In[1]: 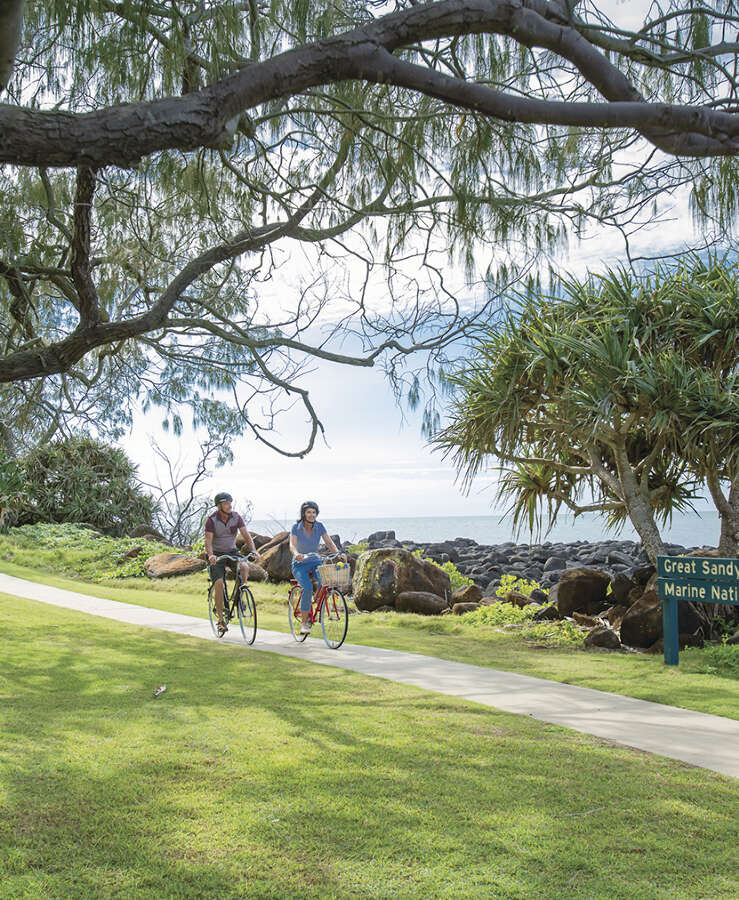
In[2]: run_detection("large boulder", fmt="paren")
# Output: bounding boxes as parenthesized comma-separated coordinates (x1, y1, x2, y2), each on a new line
(260, 539, 293, 582)
(236, 531, 272, 549)
(620, 588, 704, 649)
(257, 531, 290, 554)
(620, 588, 662, 648)
(555, 568, 611, 617)
(396, 591, 447, 615)
(452, 601, 481, 615)
(145, 553, 206, 578)
(584, 626, 621, 650)
(451, 583, 483, 605)
(245, 562, 267, 582)
(353, 548, 452, 611)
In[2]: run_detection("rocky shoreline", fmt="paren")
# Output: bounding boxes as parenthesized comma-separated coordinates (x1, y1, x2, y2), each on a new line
(359, 530, 701, 596)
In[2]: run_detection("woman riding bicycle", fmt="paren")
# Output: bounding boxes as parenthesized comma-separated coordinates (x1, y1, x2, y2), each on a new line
(290, 500, 341, 634)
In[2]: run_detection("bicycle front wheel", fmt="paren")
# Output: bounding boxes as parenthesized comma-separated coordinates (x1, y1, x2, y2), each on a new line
(288, 585, 308, 642)
(321, 589, 348, 649)
(237, 584, 257, 645)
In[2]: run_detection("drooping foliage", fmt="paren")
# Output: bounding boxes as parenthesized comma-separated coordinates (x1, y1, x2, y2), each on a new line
(1, 2, 739, 454)
(438, 255, 739, 560)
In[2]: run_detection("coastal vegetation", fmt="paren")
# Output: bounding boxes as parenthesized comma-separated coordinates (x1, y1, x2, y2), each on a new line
(1, 527, 737, 706)
(439, 256, 739, 562)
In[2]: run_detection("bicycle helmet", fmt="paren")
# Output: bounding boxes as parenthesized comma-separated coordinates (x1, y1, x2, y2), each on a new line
(299, 500, 319, 520)
(213, 491, 233, 505)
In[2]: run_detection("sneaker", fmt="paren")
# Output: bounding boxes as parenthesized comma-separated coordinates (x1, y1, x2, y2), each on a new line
(299, 623, 312, 634)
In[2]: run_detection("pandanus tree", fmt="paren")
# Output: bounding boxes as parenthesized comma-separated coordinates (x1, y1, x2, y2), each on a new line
(437, 256, 739, 561)
(1, 1, 739, 455)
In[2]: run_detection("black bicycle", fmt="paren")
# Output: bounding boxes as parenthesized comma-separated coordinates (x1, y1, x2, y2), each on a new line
(207, 553, 258, 645)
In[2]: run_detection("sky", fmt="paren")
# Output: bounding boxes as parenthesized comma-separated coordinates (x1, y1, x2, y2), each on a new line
(124, 0, 716, 522)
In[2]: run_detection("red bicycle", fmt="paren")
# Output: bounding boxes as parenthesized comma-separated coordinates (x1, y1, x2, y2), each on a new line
(287, 555, 350, 649)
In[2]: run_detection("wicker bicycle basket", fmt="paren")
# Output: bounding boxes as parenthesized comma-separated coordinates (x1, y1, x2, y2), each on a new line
(317, 561, 352, 590)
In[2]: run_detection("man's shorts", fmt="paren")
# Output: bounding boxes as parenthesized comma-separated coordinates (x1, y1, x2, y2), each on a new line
(209, 554, 243, 583)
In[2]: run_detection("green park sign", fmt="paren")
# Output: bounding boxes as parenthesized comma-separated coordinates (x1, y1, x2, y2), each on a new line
(657, 556, 739, 666)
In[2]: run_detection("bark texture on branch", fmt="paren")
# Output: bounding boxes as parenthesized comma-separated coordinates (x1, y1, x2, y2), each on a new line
(0, 0, 23, 93)
(0, 0, 738, 167)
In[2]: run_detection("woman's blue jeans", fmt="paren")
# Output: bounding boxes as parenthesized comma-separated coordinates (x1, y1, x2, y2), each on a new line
(291, 554, 322, 611)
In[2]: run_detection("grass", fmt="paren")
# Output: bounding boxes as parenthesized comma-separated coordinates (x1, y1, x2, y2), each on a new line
(1, 558, 738, 721)
(1, 593, 738, 899)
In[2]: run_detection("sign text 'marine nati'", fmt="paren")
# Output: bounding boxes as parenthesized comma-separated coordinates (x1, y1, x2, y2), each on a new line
(657, 555, 739, 605)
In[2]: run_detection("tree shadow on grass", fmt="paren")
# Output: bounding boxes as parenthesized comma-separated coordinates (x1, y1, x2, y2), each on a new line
(1, 605, 738, 898)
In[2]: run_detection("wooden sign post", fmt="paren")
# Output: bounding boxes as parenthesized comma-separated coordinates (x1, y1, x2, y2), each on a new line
(657, 556, 739, 665)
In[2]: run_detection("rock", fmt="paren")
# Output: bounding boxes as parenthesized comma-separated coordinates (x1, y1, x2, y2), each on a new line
(610, 573, 635, 607)
(631, 564, 656, 587)
(532, 604, 561, 621)
(529, 588, 549, 604)
(368, 530, 395, 543)
(131, 524, 168, 541)
(260, 540, 293, 582)
(117, 546, 143, 563)
(246, 562, 267, 582)
(451, 583, 483, 604)
(620, 589, 662, 648)
(584, 626, 621, 649)
(504, 590, 533, 608)
(604, 604, 629, 627)
(257, 531, 290, 554)
(727, 630, 739, 645)
(452, 601, 481, 615)
(236, 531, 271, 549)
(555, 568, 611, 617)
(607, 550, 634, 567)
(543, 556, 567, 572)
(396, 591, 447, 615)
(573, 612, 600, 628)
(144, 553, 206, 578)
(353, 548, 452, 611)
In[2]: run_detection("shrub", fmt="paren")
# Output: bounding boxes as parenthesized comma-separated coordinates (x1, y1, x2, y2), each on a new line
(410, 549, 473, 592)
(17, 435, 156, 536)
(0, 522, 190, 580)
(345, 541, 369, 555)
(495, 573, 548, 599)
(682, 639, 739, 678)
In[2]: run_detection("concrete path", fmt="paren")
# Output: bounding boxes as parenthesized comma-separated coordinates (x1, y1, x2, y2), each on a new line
(2, 572, 738, 779)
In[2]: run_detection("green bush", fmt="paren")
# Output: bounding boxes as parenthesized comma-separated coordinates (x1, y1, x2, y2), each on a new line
(345, 541, 369, 555)
(682, 639, 739, 678)
(495, 573, 548, 599)
(410, 549, 473, 592)
(0, 522, 188, 581)
(459, 595, 584, 648)
(17, 435, 156, 536)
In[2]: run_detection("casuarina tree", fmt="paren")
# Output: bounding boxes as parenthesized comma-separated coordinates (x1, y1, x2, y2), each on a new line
(1, 2, 739, 453)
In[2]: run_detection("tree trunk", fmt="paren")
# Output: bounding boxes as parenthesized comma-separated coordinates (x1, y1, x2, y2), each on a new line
(0, 0, 24, 93)
(707, 471, 739, 557)
(611, 441, 667, 564)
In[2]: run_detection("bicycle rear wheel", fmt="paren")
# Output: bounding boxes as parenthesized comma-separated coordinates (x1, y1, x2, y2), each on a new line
(207, 582, 222, 637)
(288, 585, 308, 642)
(321, 589, 348, 649)
(237, 584, 257, 645)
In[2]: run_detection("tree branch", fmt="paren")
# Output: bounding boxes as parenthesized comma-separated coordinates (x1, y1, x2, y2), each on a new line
(2, 1, 739, 167)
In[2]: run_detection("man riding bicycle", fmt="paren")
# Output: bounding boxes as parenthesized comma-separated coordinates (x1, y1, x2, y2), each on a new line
(289, 500, 342, 634)
(205, 492, 261, 637)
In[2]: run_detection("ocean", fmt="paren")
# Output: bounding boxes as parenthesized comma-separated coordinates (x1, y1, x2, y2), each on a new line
(249, 509, 721, 549)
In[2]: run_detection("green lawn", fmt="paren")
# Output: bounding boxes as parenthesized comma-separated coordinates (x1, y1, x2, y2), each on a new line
(1, 593, 737, 899)
(1, 559, 737, 721)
